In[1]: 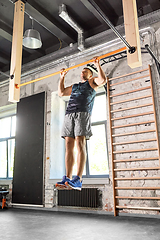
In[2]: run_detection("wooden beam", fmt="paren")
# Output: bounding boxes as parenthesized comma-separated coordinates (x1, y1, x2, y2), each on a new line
(116, 205, 160, 211)
(122, 0, 142, 68)
(9, 0, 25, 102)
(112, 120, 155, 129)
(107, 77, 118, 217)
(112, 129, 155, 137)
(114, 157, 159, 163)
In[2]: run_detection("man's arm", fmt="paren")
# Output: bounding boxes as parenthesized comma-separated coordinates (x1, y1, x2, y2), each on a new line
(58, 69, 72, 97)
(93, 58, 106, 86)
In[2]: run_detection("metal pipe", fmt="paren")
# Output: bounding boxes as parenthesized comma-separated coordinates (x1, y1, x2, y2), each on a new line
(59, 4, 85, 51)
(88, 0, 135, 53)
(59, 4, 83, 33)
(145, 44, 160, 64)
(145, 44, 160, 75)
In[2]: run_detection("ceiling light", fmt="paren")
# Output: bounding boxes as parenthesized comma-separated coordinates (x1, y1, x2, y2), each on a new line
(23, 17, 42, 49)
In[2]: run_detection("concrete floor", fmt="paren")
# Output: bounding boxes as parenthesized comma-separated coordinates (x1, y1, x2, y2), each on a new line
(0, 208, 160, 240)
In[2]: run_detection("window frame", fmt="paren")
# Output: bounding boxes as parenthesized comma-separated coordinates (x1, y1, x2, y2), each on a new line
(65, 91, 109, 179)
(85, 120, 109, 178)
(0, 114, 16, 179)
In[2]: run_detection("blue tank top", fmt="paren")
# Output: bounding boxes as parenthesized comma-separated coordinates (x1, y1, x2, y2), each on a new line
(66, 80, 96, 115)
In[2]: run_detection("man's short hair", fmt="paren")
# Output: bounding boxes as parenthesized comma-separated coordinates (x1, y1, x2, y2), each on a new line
(83, 67, 93, 76)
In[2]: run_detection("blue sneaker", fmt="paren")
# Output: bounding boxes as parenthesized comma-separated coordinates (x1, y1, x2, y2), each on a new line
(65, 176, 82, 191)
(55, 176, 70, 190)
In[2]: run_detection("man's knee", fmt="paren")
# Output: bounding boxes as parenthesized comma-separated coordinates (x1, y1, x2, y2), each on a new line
(75, 136, 86, 151)
(65, 137, 75, 150)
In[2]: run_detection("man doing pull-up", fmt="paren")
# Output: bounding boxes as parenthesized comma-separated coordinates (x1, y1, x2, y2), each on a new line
(56, 57, 106, 190)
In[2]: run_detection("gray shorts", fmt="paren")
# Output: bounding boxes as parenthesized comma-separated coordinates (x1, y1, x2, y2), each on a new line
(61, 112, 92, 140)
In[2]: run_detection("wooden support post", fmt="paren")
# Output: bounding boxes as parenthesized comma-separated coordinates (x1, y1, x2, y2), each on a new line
(9, 0, 25, 102)
(148, 65, 160, 165)
(107, 77, 118, 217)
(122, 0, 142, 68)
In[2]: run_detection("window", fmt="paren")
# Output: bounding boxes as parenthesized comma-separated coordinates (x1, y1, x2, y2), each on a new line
(50, 92, 109, 180)
(72, 93, 109, 178)
(0, 116, 16, 178)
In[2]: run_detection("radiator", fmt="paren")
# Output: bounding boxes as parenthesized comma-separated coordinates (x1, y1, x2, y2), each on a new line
(58, 188, 102, 208)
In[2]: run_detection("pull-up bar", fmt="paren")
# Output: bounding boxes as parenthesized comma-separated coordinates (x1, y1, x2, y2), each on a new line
(15, 46, 127, 89)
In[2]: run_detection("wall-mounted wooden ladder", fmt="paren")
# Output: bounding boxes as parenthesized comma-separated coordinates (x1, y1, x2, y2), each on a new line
(107, 65, 160, 216)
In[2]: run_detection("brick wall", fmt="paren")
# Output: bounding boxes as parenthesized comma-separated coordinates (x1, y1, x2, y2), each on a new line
(0, 26, 160, 215)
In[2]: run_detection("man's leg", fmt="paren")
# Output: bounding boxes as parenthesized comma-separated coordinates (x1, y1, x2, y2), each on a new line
(75, 136, 86, 179)
(55, 136, 75, 190)
(65, 136, 75, 179)
(65, 136, 86, 190)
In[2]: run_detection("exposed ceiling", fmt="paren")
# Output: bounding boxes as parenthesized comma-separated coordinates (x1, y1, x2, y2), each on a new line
(0, 0, 160, 82)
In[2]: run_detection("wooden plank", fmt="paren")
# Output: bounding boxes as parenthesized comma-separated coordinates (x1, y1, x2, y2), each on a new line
(111, 103, 153, 113)
(112, 129, 155, 137)
(112, 120, 155, 129)
(110, 74, 150, 87)
(114, 157, 159, 163)
(114, 167, 160, 171)
(122, 0, 142, 68)
(115, 177, 160, 180)
(113, 139, 157, 145)
(111, 111, 154, 121)
(116, 205, 160, 211)
(110, 86, 151, 98)
(116, 196, 160, 200)
(109, 68, 148, 81)
(107, 77, 118, 217)
(110, 95, 152, 105)
(115, 187, 160, 190)
(113, 148, 158, 154)
(9, 0, 25, 102)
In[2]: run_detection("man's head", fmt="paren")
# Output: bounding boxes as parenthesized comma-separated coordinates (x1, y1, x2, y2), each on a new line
(81, 67, 93, 81)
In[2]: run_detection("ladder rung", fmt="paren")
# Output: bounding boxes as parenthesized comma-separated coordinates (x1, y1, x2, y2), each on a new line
(110, 74, 150, 87)
(110, 95, 152, 105)
(114, 157, 159, 163)
(111, 111, 154, 121)
(116, 206, 160, 211)
(111, 103, 153, 113)
(114, 167, 160, 171)
(116, 196, 160, 200)
(113, 139, 157, 145)
(112, 129, 155, 137)
(109, 67, 149, 81)
(110, 86, 151, 98)
(112, 121, 155, 129)
(115, 187, 160, 190)
(114, 177, 160, 180)
(113, 148, 158, 154)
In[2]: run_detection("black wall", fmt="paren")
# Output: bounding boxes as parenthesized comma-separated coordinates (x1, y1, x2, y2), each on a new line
(12, 92, 45, 205)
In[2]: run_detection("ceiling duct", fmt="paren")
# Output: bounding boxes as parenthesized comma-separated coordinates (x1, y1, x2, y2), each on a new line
(59, 4, 85, 51)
